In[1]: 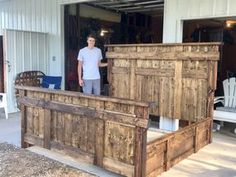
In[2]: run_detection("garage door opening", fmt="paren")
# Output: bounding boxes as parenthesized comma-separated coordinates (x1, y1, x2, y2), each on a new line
(64, 1, 164, 92)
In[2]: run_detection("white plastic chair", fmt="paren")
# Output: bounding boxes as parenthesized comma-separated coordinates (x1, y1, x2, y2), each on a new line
(0, 93, 8, 119)
(214, 77, 236, 133)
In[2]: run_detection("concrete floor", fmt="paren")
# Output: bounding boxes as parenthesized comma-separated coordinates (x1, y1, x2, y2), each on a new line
(0, 110, 21, 146)
(1, 109, 236, 177)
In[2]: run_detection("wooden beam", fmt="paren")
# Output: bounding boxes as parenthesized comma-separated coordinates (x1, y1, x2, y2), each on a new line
(18, 97, 149, 128)
(15, 85, 149, 107)
(24, 134, 44, 147)
(106, 51, 220, 61)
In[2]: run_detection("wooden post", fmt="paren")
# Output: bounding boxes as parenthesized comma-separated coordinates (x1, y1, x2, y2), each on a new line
(94, 119, 105, 167)
(208, 119, 213, 143)
(164, 139, 170, 171)
(194, 126, 199, 153)
(141, 128, 147, 177)
(134, 127, 145, 177)
(19, 90, 28, 148)
(43, 109, 51, 149)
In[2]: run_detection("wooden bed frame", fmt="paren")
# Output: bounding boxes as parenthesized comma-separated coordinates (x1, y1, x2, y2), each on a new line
(16, 43, 220, 177)
(16, 86, 212, 177)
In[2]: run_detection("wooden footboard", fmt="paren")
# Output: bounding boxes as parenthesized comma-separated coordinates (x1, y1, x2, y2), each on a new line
(145, 117, 212, 177)
(16, 86, 150, 177)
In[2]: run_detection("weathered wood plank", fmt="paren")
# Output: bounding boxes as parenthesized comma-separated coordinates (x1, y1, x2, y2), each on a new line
(87, 118, 96, 154)
(111, 67, 129, 74)
(104, 121, 135, 165)
(134, 127, 143, 177)
(43, 109, 51, 149)
(135, 68, 175, 77)
(16, 85, 149, 107)
(64, 114, 72, 146)
(173, 61, 182, 119)
(18, 97, 149, 128)
(103, 157, 135, 177)
(19, 90, 27, 148)
(130, 60, 136, 100)
(24, 134, 44, 147)
(94, 119, 105, 167)
(106, 51, 219, 60)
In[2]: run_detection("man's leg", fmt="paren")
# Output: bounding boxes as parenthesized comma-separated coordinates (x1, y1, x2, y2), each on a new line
(92, 79, 101, 95)
(83, 80, 93, 94)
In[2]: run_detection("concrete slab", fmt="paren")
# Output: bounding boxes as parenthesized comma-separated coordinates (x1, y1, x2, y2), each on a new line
(0, 109, 20, 146)
(1, 110, 236, 177)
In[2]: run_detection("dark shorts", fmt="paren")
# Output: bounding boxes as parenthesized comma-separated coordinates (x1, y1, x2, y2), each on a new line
(83, 79, 100, 95)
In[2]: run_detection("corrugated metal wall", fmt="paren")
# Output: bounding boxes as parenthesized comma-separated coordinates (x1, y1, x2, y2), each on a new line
(163, 0, 236, 43)
(4, 29, 48, 113)
(0, 0, 63, 76)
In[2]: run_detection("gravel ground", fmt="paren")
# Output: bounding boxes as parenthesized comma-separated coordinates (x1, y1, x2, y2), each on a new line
(0, 143, 96, 177)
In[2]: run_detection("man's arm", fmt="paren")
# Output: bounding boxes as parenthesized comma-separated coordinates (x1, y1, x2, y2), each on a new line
(78, 60, 84, 86)
(98, 60, 108, 67)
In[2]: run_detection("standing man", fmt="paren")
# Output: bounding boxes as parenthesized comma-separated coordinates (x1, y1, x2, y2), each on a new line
(77, 34, 107, 95)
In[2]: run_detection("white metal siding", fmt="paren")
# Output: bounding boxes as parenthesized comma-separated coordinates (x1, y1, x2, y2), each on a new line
(0, 0, 63, 76)
(4, 29, 48, 113)
(163, 0, 236, 43)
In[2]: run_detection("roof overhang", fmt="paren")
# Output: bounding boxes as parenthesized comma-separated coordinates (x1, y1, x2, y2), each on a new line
(87, 0, 164, 17)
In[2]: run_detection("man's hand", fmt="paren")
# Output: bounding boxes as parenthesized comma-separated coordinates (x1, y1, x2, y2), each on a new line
(98, 62, 108, 67)
(79, 79, 84, 86)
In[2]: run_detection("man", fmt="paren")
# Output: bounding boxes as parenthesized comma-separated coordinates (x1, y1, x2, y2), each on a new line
(77, 34, 107, 95)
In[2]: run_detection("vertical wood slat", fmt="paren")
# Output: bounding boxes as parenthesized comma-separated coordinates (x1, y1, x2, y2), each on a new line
(43, 109, 51, 149)
(194, 126, 199, 152)
(130, 60, 136, 100)
(165, 139, 170, 171)
(108, 59, 114, 96)
(141, 128, 147, 177)
(20, 89, 27, 148)
(173, 61, 183, 117)
(94, 119, 105, 167)
(209, 118, 213, 143)
(134, 127, 144, 177)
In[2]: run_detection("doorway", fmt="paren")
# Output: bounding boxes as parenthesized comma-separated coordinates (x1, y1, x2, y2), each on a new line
(64, 3, 164, 93)
(183, 18, 236, 96)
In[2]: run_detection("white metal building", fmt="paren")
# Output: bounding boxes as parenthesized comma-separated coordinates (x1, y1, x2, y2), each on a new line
(1, 0, 236, 114)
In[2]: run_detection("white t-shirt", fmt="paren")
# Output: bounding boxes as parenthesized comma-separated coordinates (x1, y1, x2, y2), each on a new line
(78, 47, 102, 80)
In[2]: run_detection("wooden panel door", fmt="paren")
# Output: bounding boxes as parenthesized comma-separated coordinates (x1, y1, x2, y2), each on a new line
(3, 29, 48, 113)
